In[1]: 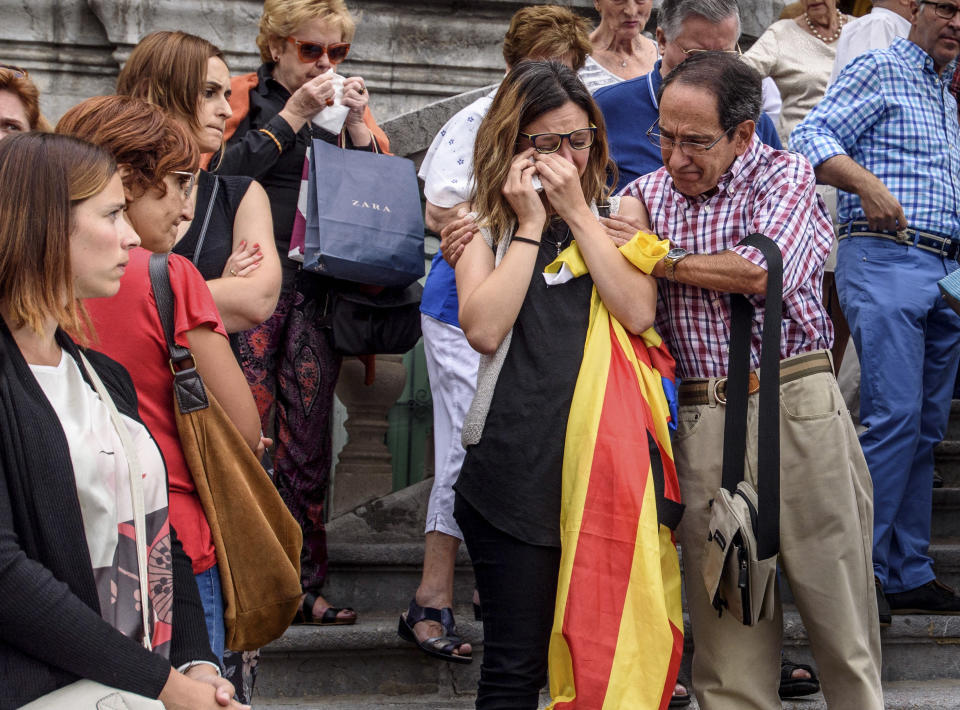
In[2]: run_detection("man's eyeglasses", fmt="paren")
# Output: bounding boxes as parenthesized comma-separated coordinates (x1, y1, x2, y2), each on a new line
(0, 63, 28, 78)
(170, 171, 197, 200)
(518, 126, 597, 154)
(646, 121, 735, 155)
(285, 37, 351, 64)
(677, 43, 742, 57)
(920, 0, 960, 19)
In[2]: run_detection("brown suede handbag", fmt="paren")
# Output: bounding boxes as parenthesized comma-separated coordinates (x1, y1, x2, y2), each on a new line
(148, 253, 302, 651)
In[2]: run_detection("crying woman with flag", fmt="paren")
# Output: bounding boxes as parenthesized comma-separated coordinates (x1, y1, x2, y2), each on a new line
(449, 59, 684, 710)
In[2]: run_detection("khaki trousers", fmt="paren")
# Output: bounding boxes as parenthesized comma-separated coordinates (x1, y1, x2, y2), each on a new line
(674, 354, 883, 710)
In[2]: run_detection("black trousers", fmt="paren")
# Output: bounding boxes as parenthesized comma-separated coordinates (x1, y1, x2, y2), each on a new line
(454, 493, 562, 710)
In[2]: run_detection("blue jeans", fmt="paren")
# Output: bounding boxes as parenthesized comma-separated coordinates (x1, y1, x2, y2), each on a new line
(195, 564, 225, 662)
(836, 236, 960, 594)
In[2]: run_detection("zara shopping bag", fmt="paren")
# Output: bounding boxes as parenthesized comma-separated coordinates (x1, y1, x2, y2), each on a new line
(302, 137, 425, 287)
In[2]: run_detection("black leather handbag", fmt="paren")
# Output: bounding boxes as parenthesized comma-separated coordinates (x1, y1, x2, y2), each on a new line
(323, 280, 423, 355)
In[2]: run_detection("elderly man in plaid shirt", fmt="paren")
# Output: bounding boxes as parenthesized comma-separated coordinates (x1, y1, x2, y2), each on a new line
(621, 53, 883, 709)
(792, 0, 960, 624)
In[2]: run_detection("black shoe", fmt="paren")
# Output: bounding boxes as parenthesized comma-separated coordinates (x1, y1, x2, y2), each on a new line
(875, 577, 891, 627)
(934, 469, 945, 488)
(779, 657, 820, 698)
(887, 579, 960, 615)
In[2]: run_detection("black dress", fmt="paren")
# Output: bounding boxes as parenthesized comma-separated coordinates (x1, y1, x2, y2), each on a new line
(454, 219, 595, 547)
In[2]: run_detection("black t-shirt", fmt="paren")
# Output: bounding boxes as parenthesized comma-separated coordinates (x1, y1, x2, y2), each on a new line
(455, 220, 594, 547)
(173, 171, 252, 280)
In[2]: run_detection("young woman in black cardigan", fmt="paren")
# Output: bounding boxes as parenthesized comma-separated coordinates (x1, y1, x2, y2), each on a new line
(0, 133, 245, 709)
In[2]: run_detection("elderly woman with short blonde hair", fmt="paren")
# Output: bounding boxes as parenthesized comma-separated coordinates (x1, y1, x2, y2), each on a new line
(217, 0, 390, 629)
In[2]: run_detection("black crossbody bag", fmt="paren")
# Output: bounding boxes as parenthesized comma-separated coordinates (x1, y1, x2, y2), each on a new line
(701, 233, 783, 626)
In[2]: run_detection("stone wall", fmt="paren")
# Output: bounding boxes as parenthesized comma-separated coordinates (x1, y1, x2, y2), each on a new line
(2, 0, 783, 125)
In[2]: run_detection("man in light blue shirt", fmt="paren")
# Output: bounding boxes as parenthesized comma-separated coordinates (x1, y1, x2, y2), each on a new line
(792, 0, 960, 622)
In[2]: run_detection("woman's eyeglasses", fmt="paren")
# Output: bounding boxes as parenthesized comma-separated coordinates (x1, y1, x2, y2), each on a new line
(0, 64, 28, 78)
(170, 171, 197, 200)
(285, 37, 351, 64)
(518, 127, 597, 154)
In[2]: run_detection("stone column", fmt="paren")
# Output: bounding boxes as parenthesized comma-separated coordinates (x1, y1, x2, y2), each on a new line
(330, 354, 407, 515)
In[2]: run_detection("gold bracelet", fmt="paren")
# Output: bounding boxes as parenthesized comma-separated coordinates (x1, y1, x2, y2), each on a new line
(258, 128, 282, 153)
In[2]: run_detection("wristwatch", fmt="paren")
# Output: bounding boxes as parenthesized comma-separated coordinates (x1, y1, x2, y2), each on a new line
(663, 247, 690, 281)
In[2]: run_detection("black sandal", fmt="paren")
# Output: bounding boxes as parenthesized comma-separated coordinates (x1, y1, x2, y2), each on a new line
(398, 599, 472, 665)
(670, 680, 691, 707)
(293, 591, 357, 626)
(779, 657, 820, 698)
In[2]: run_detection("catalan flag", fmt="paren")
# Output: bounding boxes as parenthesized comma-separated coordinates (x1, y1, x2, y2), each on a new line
(545, 231, 684, 710)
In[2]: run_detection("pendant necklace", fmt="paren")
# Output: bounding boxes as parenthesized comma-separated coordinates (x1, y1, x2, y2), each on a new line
(545, 224, 572, 257)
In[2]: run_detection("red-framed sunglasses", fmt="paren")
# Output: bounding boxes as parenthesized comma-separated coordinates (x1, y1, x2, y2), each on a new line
(285, 37, 351, 64)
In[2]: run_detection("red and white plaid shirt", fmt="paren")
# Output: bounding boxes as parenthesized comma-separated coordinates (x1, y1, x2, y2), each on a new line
(622, 136, 833, 379)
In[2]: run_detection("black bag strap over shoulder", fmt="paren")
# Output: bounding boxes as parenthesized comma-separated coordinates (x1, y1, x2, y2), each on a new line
(191, 174, 220, 266)
(719, 233, 783, 561)
(147, 253, 209, 414)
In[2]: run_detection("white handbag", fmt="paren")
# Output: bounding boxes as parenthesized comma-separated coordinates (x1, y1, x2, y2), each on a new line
(19, 679, 164, 709)
(21, 354, 164, 710)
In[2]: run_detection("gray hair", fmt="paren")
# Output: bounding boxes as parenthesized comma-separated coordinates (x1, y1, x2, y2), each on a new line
(658, 0, 742, 41)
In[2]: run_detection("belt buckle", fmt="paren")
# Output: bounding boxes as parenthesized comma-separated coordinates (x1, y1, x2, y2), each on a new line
(712, 377, 728, 405)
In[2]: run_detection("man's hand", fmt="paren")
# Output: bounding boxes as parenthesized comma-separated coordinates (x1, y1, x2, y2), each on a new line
(600, 213, 647, 247)
(859, 174, 908, 232)
(440, 208, 479, 268)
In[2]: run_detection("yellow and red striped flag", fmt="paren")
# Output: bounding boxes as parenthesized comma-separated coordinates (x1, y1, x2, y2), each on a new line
(545, 233, 684, 710)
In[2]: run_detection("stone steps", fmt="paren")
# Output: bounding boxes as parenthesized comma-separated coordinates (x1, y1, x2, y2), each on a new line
(253, 607, 960, 702)
(257, 680, 960, 708)
(252, 410, 960, 707)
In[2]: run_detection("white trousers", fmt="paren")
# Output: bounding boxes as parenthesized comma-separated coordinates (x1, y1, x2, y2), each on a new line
(421, 314, 480, 539)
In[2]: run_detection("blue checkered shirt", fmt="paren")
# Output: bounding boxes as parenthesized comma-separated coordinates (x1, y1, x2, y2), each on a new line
(790, 37, 960, 238)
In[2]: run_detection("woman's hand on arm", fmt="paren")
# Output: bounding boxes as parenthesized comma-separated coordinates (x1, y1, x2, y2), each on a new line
(204, 182, 281, 332)
(341, 76, 373, 148)
(159, 667, 249, 710)
(185, 327, 262, 451)
(456, 150, 546, 354)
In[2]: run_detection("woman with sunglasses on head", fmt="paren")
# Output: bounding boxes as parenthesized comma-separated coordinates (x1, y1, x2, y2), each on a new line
(216, 0, 389, 628)
(453, 61, 673, 708)
(117, 32, 281, 349)
(0, 132, 244, 710)
(58, 96, 264, 668)
(0, 63, 52, 138)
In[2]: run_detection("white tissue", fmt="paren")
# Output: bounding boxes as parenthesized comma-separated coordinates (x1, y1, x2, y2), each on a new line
(311, 72, 350, 134)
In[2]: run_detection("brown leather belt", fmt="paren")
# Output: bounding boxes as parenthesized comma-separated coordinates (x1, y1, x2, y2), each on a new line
(678, 351, 833, 406)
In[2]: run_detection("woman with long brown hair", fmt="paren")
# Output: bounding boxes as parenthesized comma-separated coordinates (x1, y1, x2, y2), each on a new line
(453, 60, 661, 707)
(117, 31, 281, 342)
(0, 132, 241, 710)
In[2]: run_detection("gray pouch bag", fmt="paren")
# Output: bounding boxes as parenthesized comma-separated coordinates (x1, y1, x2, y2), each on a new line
(703, 480, 778, 625)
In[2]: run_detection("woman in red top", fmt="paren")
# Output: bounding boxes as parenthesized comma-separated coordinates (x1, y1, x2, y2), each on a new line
(58, 96, 262, 664)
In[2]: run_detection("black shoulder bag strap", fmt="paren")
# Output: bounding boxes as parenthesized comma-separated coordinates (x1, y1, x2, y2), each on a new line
(719, 233, 783, 560)
(191, 174, 220, 266)
(147, 252, 209, 414)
